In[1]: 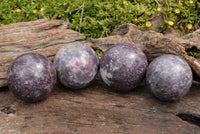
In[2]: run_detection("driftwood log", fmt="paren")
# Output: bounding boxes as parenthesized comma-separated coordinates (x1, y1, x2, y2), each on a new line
(1, 19, 200, 133)
(1, 81, 200, 133)
(1, 20, 200, 87)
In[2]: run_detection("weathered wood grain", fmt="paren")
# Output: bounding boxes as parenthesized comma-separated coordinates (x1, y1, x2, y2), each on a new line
(0, 80, 200, 134)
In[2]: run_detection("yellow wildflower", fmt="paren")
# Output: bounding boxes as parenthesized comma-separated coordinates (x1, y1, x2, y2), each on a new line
(189, 0, 194, 4)
(123, 1, 128, 5)
(0, 11, 2, 15)
(146, 21, 152, 27)
(40, 8, 44, 12)
(0, 24, 4, 26)
(66, 8, 70, 12)
(16, 9, 21, 13)
(134, 18, 138, 22)
(168, 21, 174, 26)
(32, 2, 35, 4)
(175, 9, 180, 14)
(98, 57, 102, 60)
(157, 7, 162, 12)
(32, 10, 37, 14)
(54, 6, 57, 9)
(187, 24, 193, 30)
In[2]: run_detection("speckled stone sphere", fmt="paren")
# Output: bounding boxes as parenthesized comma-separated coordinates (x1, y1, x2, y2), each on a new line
(146, 54, 193, 101)
(7, 53, 57, 103)
(100, 43, 148, 91)
(53, 44, 99, 89)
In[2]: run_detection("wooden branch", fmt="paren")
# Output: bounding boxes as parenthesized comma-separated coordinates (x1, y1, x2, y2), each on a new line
(79, 0, 85, 33)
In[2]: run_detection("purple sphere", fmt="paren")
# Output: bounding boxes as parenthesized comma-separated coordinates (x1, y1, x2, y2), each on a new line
(146, 54, 193, 101)
(100, 43, 148, 91)
(53, 44, 99, 89)
(7, 53, 57, 103)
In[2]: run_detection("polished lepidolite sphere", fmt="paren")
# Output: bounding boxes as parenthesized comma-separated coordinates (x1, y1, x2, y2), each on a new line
(53, 44, 99, 89)
(7, 53, 57, 103)
(100, 43, 148, 91)
(146, 54, 193, 101)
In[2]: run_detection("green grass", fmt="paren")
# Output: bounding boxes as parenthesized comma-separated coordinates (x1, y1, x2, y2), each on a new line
(0, 0, 199, 39)
(188, 47, 200, 59)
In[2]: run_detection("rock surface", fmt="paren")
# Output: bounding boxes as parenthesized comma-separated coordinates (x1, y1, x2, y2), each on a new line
(100, 43, 147, 91)
(146, 55, 193, 101)
(7, 53, 57, 102)
(54, 44, 99, 89)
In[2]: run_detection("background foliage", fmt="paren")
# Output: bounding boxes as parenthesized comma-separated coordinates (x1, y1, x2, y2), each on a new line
(0, 0, 199, 39)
